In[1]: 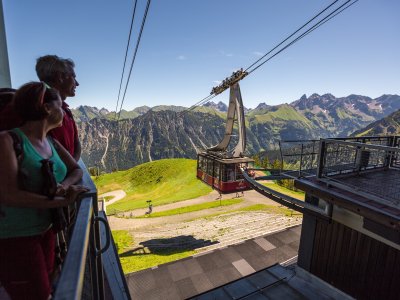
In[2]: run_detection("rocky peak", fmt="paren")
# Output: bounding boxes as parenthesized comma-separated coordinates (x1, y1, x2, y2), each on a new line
(254, 102, 271, 110)
(203, 101, 228, 112)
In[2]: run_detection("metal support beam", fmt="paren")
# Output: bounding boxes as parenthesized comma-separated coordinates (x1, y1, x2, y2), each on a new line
(207, 82, 246, 157)
(0, 0, 11, 88)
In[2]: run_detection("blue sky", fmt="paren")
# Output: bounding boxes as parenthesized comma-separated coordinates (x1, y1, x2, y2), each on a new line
(3, 0, 400, 110)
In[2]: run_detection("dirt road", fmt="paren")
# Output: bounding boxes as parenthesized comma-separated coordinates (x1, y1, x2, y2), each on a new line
(105, 188, 302, 252)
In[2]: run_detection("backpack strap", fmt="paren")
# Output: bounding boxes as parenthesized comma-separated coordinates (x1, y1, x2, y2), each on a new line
(8, 130, 23, 162)
(8, 130, 28, 190)
(0, 131, 23, 218)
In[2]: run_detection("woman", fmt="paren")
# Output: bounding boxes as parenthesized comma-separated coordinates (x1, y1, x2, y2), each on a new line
(0, 82, 88, 300)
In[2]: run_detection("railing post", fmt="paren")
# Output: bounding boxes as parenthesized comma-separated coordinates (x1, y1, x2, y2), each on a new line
(53, 198, 93, 300)
(299, 143, 304, 177)
(78, 160, 105, 300)
(89, 215, 100, 300)
(92, 193, 105, 300)
(317, 140, 326, 178)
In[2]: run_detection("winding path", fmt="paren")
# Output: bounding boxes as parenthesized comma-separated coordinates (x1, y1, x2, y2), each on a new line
(99, 190, 127, 209)
(105, 189, 285, 230)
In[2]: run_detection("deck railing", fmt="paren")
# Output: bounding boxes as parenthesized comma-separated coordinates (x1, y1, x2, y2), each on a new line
(279, 136, 400, 178)
(279, 139, 320, 178)
(53, 161, 129, 300)
(317, 138, 400, 177)
(316, 138, 400, 207)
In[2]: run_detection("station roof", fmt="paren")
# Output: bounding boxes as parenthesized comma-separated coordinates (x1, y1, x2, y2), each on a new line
(126, 225, 300, 299)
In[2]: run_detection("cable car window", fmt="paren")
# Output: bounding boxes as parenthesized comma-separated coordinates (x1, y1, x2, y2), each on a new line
(214, 162, 220, 179)
(235, 164, 244, 180)
(225, 164, 235, 182)
(207, 159, 213, 175)
(221, 164, 227, 182)
(198, 156, 205, 172)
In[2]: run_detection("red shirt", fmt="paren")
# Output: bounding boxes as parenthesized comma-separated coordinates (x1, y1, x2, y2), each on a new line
(49, 101, 78, 157)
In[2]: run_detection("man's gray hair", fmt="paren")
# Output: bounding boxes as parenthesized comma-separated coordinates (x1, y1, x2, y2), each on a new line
(36, 55, 75, 85)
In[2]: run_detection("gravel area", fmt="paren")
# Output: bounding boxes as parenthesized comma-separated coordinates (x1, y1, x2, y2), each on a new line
(104, 189, 303, 251)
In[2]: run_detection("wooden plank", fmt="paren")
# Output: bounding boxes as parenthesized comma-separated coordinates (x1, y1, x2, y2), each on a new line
(381, 206, 400, 216)
(342, 228, 358, 294)
(355, 235, 371, 298)
(388, 249, 400, 300)
(363, 218, 400, 244)
(331, 222, 345, 288)
(360, 238, 380, 299)
(310, 219, 324, 278)
(320, 219, 333, 280)
(325, 221, 339, 284)
(336, 225, 351, 291)
(350, 231, 365, 298)
(378, 246, 396, 299)
(371, 242, 388, 299)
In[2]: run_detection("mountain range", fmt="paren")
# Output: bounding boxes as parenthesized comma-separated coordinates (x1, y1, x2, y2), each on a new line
(352, 109, 400, 137)
(73, 93, 400, 171)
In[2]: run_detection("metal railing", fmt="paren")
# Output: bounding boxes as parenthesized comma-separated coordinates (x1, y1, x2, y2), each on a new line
(279, 139, 320, 178)
(53, 161, 119, 300)
(278, 136, 400, 179)
(317, 139, 399, 177)
(316, 138, 400, 207)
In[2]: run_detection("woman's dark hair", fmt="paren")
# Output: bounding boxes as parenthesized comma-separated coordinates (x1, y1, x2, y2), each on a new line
(14, 82, 60, 121)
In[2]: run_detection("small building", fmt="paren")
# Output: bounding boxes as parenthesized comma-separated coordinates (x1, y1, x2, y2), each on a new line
(294, 136, 400, 299)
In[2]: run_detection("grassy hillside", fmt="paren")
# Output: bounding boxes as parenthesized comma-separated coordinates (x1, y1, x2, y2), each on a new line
(249, 104, 313, 128)
(94, 159, 212, 212)
(353, 109, 400, 137)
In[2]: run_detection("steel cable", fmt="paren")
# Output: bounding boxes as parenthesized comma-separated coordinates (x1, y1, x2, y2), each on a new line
(181, 0, 358, 114)
(248, 0, 357, 75)
(114, 0, 139, 120)
(117, 0, 152, 121)
(244, 0, 340, 73)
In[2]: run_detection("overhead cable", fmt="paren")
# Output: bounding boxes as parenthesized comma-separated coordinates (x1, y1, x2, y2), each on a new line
(182, 0, 358, 113)
(117, 0, 152, 121)
(247, 0, 357, 75)
(244, 0, 340, 73)
(114, 0, 139, 120)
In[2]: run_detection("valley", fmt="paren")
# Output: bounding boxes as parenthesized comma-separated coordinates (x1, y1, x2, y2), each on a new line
(104, 188, 302, 273)
(94, 158, 304, 273)
(75, 93, 400, 172)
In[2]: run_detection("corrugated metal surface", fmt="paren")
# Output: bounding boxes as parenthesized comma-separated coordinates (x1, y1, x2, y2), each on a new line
(310, 219, 400, 300)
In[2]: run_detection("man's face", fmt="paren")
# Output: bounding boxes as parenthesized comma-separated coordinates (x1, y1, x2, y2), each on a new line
(59, 67, 79, 99)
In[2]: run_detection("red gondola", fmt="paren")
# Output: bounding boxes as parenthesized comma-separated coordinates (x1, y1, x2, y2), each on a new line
(197, 153, 254, 193)
(196, 75, 254, 193)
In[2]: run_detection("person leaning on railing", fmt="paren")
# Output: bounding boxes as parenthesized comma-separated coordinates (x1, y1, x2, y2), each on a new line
(0, 82, 88, 300)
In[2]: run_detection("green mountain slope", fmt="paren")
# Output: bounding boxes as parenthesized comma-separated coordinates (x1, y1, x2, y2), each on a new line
(353, 109, 400, 136)
(94, 158, 212, 213)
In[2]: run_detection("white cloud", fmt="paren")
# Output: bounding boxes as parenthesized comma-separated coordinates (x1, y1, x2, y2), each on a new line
(213, 80, 222, 85)
(253, 51, 264, 56)
(177, 55, 186, 60)
(220, 50, 233, 57)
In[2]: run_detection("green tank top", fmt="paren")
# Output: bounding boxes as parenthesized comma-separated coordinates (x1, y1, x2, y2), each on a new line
(0, 128, 68, 238)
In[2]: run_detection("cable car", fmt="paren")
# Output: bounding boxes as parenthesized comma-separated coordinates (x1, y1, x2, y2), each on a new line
(197, 152, 254, 193)
(196, 76, 254, 193)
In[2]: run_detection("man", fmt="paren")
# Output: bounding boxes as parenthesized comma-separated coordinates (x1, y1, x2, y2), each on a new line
(36, 55, 81, 161)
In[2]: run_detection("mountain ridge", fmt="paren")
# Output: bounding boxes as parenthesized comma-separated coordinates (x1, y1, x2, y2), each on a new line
(75, 93, 400, 171)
